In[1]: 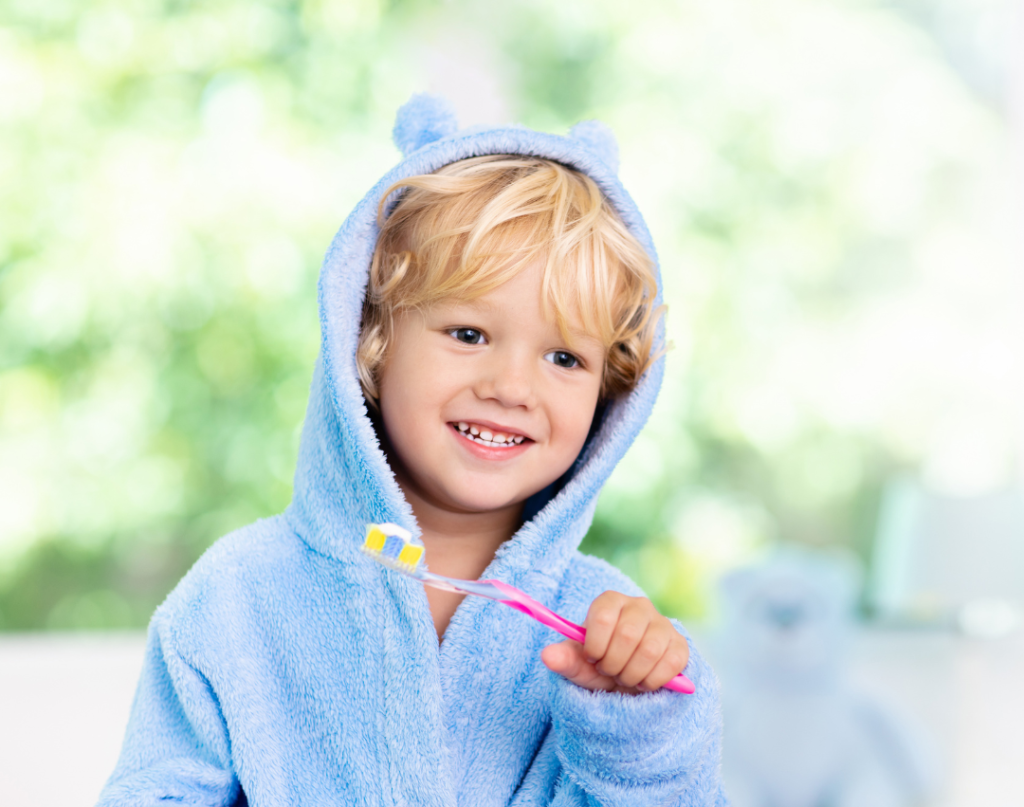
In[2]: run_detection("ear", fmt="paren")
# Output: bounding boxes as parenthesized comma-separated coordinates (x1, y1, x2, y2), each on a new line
(392, 94, 459, 157)
(569, 120, 620, 174)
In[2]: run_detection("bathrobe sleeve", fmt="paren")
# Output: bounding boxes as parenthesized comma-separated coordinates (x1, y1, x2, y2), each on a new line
(548, 675, 727, 806)
(512, 627, 727, 807)
(96, 614, 240, 807)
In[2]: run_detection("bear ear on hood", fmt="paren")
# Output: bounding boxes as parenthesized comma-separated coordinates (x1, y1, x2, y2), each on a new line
(392, 92, 621, 175)
(392, 93, 459, 156)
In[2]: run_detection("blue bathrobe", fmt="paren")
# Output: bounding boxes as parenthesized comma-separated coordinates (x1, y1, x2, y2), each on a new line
(98, 95, 726, 807)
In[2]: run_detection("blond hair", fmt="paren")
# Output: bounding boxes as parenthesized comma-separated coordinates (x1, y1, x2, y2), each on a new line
(357, 155, 662, 401)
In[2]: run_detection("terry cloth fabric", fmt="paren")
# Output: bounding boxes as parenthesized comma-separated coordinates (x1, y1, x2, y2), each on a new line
(98, 94, 727, 807)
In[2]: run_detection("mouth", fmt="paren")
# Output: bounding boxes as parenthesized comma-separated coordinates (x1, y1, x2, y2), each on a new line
(451, 420, 530, 449)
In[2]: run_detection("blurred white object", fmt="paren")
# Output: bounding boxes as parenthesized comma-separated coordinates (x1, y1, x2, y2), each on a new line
(870, 478, 1024, 633)
(956, 598, 1021, 638)
(716, 551, 936, 807)
(0, 632, 145, 807)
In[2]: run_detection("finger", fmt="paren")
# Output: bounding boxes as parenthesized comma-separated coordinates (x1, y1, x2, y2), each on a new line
(541, 640, 619, 692)
(540, 640, 585, 678)
(638, 633, 691, 692)
(616, 622, 673, 689)
(597, 599, 654, 678)
(582, 591, 627, 665)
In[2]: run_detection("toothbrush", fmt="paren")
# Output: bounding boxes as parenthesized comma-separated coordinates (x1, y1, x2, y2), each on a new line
(362, 522, 696, 694)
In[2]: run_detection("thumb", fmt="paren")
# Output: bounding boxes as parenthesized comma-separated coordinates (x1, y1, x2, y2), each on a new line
(541, 640, 618, 692)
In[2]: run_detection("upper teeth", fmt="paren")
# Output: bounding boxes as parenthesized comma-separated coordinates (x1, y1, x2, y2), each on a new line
(456, 422, 524, 446)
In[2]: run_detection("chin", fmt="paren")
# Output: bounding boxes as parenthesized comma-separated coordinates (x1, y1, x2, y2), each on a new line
(456, 497, 520, 515)
(446, 486, 525, 515)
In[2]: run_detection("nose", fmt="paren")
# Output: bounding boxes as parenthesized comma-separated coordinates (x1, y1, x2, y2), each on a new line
(475, 346, 536, 409)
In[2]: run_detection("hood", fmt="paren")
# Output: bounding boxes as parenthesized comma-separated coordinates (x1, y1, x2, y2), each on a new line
(285, 94, 665, 584)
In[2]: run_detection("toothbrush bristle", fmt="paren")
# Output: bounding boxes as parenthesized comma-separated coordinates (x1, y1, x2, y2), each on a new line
(361, 523, 424, 575)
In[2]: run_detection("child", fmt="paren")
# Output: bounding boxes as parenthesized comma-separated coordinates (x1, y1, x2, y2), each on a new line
(98, 95, 726, 806)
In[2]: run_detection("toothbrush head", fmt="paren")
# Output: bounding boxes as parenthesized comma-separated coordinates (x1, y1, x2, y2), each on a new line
(361, 522, 425, 575)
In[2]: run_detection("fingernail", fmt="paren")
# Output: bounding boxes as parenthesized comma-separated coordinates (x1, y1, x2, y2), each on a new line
(585, 656, 597, 664)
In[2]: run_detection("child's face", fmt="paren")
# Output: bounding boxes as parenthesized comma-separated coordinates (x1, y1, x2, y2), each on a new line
(377, 260, 605, 520)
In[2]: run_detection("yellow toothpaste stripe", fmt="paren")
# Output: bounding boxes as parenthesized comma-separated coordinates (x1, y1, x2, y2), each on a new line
(398, 544, 423, 567)
(364, 527, 387, 552)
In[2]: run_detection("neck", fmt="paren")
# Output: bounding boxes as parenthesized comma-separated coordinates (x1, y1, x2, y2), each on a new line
(396, 473, 522, 579)
(391, 469, 523, 642)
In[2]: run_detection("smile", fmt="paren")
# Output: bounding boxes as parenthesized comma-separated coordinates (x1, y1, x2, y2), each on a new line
(453, 421, 527, 448)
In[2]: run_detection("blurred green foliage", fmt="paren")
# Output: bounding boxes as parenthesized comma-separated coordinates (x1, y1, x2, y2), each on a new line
(0, 0, 1012, 628)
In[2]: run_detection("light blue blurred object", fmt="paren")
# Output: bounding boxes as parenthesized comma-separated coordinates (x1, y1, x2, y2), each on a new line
(870, 477, 1024, 636)
(717, 550, 935, 807)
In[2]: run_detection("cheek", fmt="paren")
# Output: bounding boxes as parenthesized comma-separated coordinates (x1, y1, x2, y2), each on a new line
(378, 351, 458, 448)
(551, 386, 601, 455)
(378, 386, 436, 484)
(377, 362, 426, 457)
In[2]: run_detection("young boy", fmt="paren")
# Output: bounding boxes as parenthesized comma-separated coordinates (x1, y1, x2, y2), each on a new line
(98, 95, 726, 807)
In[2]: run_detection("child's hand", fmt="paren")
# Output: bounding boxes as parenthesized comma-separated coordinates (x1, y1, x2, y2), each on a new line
(540, 591, 690, 694)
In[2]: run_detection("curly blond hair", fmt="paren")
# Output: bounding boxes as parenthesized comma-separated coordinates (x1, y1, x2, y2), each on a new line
(357, 155, 662, 402)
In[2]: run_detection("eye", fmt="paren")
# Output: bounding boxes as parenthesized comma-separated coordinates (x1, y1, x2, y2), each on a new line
(545, 350, 579, 369)
(449, 327, 486, 345)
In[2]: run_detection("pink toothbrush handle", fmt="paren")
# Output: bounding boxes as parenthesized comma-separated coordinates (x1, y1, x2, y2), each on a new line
(486, 580, 696, 694)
